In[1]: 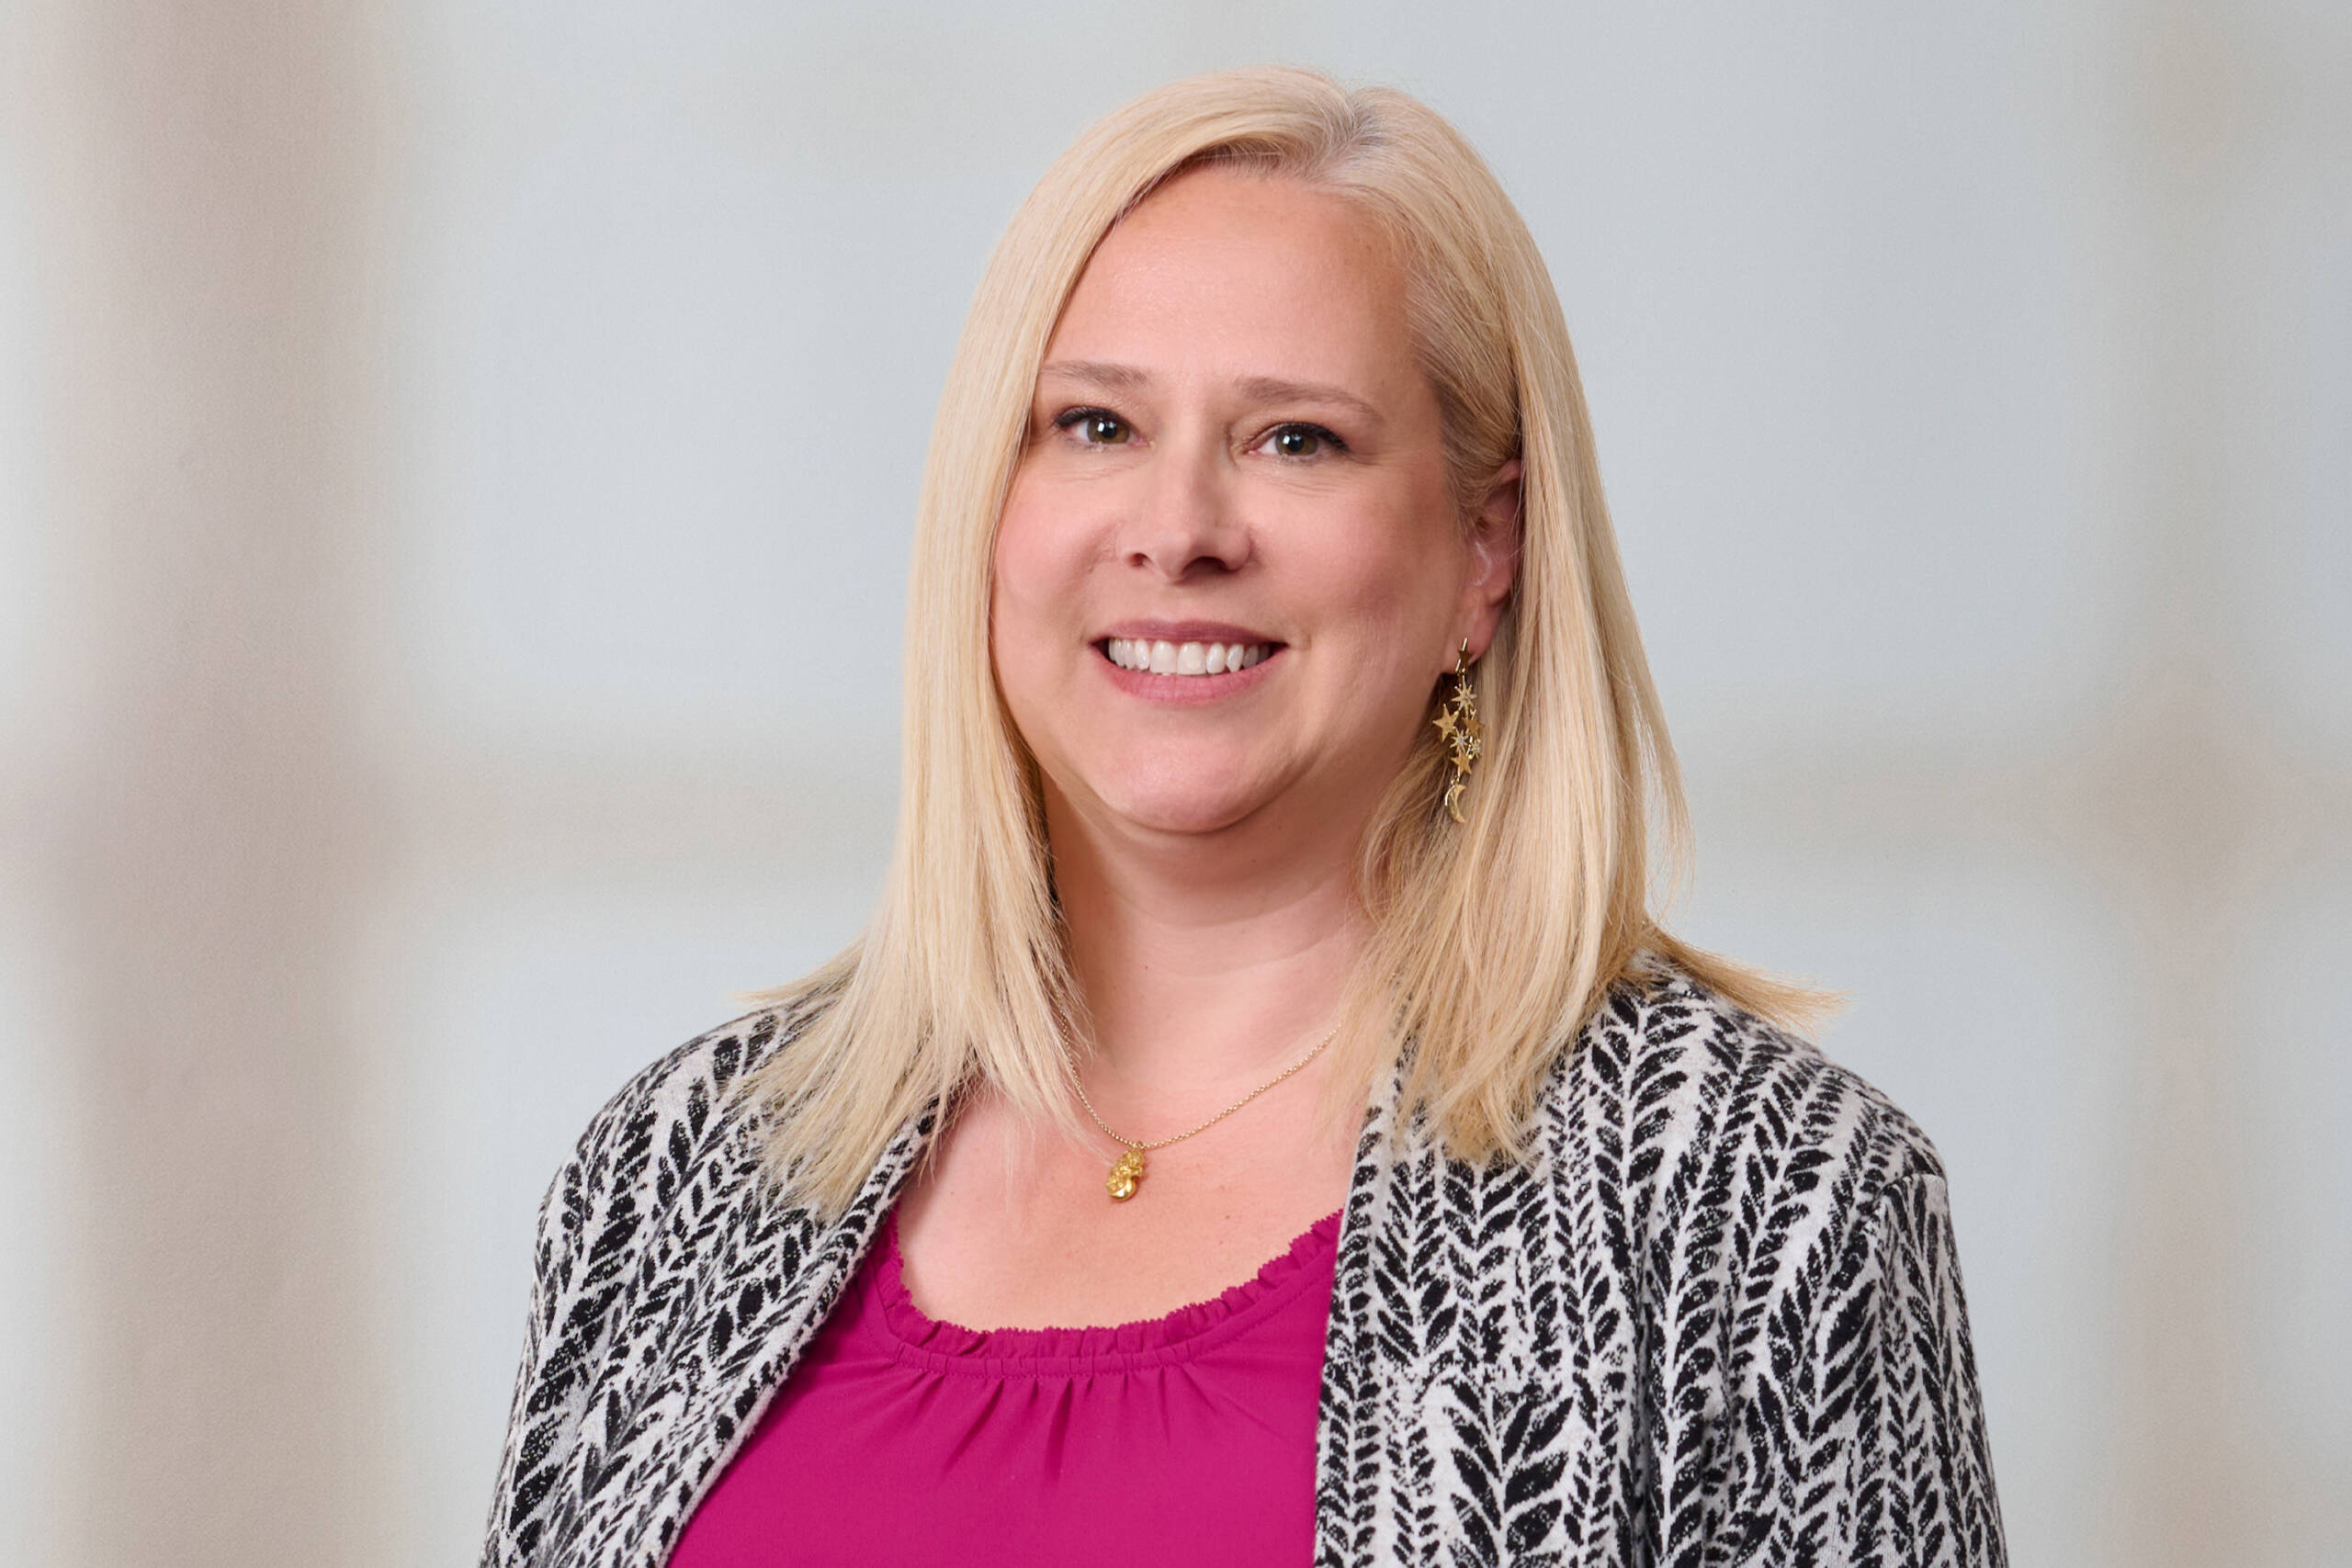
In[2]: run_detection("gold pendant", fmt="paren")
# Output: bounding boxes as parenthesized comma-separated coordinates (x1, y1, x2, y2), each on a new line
(1105, 1147, 1146, 1201)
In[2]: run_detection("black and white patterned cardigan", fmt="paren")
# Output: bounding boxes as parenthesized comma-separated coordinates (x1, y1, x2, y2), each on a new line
(483, 966, 2007, 1567)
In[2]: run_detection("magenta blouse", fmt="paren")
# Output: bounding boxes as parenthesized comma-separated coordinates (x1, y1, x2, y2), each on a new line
(667, 1203, 1344, 1566)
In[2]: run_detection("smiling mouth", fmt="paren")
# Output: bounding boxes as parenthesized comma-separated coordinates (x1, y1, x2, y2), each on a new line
(1100, 637, 1278, 677)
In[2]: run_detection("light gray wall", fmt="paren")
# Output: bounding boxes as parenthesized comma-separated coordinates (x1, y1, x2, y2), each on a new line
(1, 2, 2345, 1564)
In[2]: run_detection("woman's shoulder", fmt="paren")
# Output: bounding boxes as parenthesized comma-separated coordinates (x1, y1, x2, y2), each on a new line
(1551, 956, 1947, 1220)
(548, 999, 809, 1204)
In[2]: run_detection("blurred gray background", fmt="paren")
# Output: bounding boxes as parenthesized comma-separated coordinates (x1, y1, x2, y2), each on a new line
(1, 1, 2346, 1563)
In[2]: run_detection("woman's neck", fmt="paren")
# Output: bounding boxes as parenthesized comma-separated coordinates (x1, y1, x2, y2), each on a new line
(1044, 783, 1367, 1100)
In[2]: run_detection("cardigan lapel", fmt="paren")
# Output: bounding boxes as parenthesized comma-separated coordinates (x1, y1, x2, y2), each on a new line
(602, 1098, 941, 1568)
(1308, 1054, 1444, 1568)
(1307, 1050, 1597, 1568)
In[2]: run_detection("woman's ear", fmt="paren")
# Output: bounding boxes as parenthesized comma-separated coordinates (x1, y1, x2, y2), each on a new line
(1463, 457, 1522, 659)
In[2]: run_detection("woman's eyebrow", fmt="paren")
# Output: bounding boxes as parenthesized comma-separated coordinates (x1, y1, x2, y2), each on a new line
(1233, 375, 1385, 433)
(1038, 361, 1385, 433)
(1038, 359, 1150, 394)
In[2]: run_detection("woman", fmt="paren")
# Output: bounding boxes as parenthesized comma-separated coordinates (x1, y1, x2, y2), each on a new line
(484, 66, 2005, 1568)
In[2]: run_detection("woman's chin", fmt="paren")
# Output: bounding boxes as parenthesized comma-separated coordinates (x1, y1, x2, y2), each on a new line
(1084, 772, 1292, 840)
(1101, 793, 1267, 839)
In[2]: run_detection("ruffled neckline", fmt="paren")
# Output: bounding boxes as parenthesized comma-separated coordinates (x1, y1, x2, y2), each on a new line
(871, 1206, 1343, 1373)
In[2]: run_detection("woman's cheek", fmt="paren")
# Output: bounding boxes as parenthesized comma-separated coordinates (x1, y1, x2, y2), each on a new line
(1001, 475, 1111, 600)
(1309, 515, 1442, 625)
(992, 509, 1076, 650)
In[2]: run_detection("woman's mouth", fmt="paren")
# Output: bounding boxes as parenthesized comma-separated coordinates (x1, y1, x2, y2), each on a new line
(1101, 637, 1275, 677)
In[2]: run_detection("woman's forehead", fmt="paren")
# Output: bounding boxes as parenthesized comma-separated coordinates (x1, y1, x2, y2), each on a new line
(1044, 168, 1419, 402)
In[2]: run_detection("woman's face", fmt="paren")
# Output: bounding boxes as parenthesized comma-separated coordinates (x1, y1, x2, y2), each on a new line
(991, 165, 1518, 847)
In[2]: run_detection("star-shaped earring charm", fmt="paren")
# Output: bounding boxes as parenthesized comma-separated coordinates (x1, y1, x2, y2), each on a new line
(1436, 639, 1481, 823)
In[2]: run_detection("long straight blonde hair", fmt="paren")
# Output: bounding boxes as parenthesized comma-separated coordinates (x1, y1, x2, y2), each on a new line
(750, 66, 1817, 1213)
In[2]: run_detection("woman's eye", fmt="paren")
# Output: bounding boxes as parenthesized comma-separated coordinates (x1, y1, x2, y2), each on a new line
(1260, 423, 1341, 459)
(1056, 409, 1132, 446)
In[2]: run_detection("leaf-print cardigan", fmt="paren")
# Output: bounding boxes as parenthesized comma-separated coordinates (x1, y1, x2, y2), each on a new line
(482, 965, 2007, 1567)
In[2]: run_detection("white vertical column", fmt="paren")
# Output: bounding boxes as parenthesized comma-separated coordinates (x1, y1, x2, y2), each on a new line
(17, 3, 394, 1563)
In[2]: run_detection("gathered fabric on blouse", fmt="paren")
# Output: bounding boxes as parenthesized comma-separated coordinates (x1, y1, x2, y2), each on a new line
(665, 1205, 1344, 1567)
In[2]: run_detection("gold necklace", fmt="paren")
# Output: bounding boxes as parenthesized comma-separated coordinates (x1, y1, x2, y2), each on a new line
(1071, 1024, 1340, 1201)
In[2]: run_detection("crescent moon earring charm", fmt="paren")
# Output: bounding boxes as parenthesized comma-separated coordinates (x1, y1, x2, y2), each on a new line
(1434, 638, 1482, 823)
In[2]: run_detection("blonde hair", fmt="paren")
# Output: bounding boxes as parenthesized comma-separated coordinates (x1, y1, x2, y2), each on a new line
(750, 65, 1820, 1213)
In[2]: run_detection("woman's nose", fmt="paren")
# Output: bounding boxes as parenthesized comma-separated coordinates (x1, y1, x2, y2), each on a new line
(1121, 436, 1250, 581)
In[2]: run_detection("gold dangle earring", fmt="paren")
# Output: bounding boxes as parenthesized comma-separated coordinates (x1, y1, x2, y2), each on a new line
(1433, 638, 1483, 824)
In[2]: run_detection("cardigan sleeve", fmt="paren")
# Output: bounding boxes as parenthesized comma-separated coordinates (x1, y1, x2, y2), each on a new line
(480, 1077, 657, 1568)
(477, 1010, 809, 1568)
(481, 1132, 596, 1566)
(1724, 1165, 2008, 1567)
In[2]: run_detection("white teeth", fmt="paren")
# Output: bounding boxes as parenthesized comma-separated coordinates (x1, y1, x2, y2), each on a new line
(1103, 638, 1272, 676)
